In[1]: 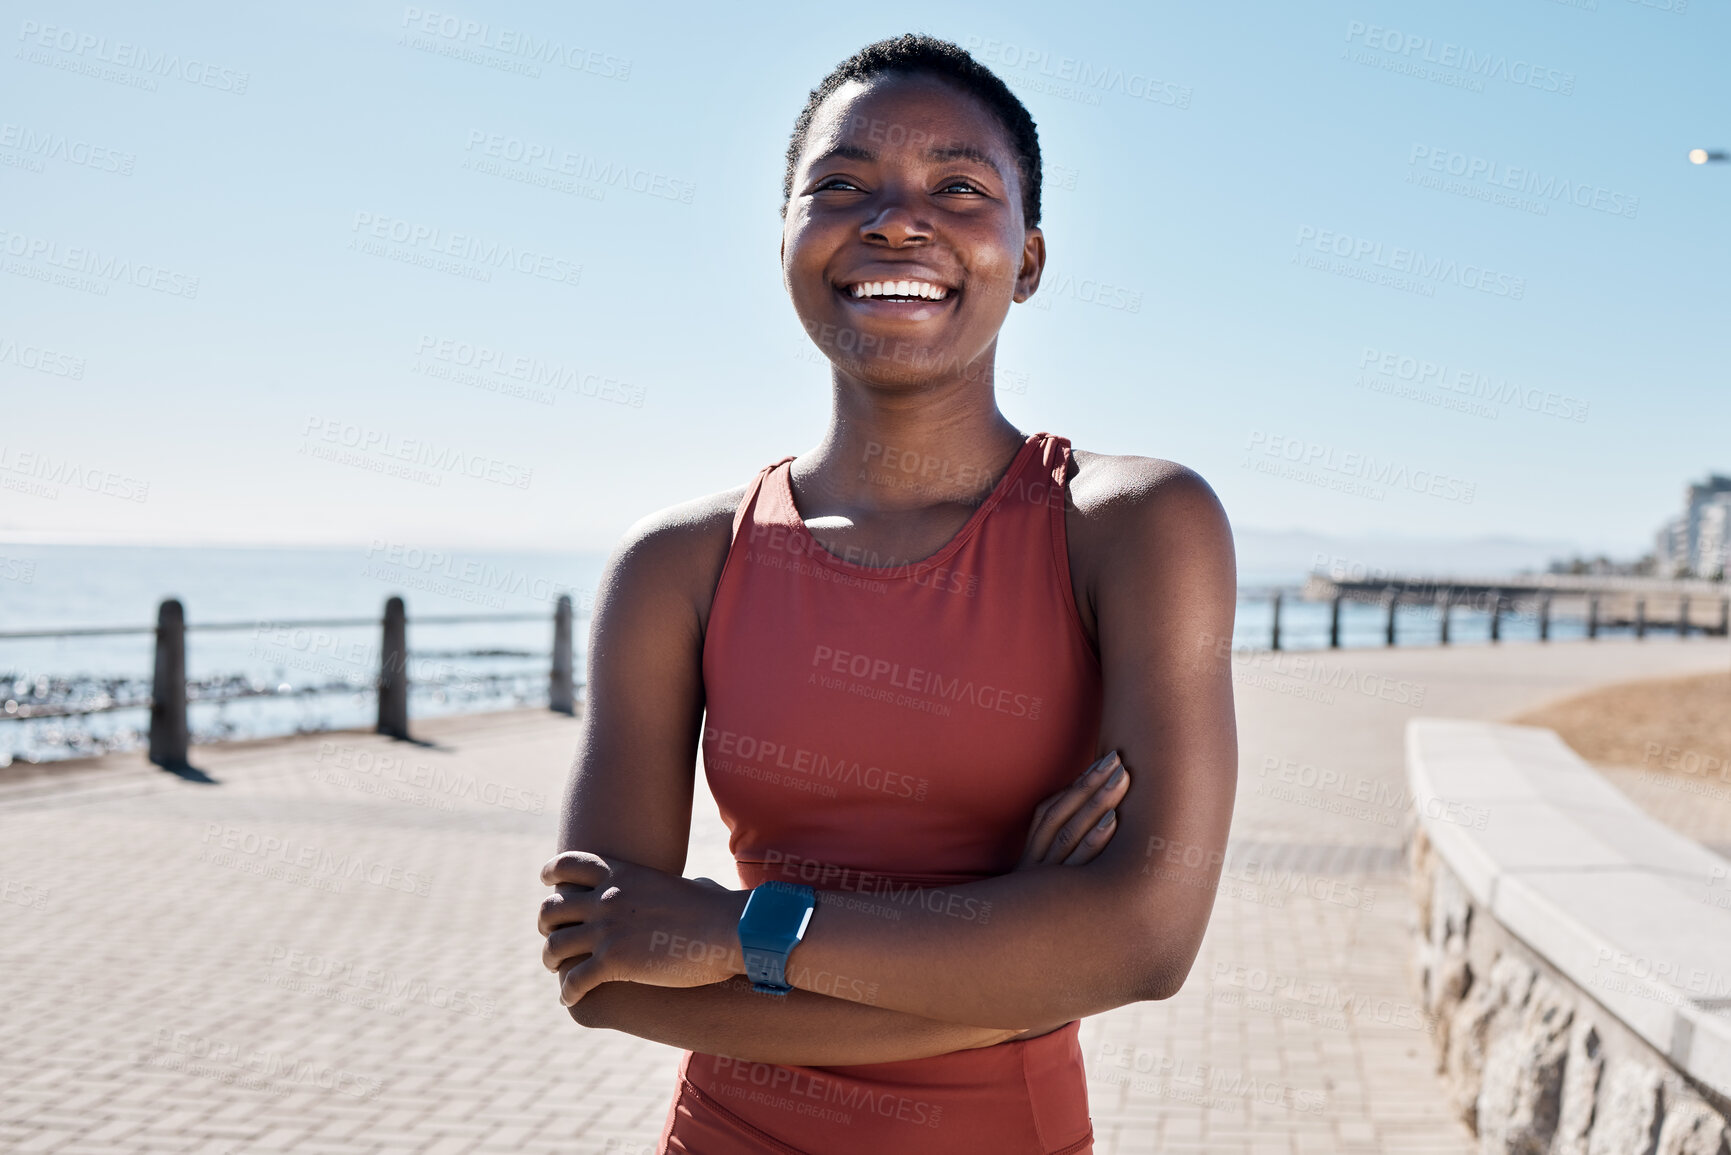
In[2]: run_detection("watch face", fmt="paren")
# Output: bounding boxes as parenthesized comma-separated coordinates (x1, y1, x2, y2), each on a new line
(741, 883, 815, 947)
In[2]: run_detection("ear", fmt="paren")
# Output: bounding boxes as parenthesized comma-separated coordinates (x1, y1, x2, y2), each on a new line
(1012, 227, 1046, 304)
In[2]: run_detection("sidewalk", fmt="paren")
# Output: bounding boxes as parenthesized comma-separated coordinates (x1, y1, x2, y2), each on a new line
(2, 638, 1725, 1154)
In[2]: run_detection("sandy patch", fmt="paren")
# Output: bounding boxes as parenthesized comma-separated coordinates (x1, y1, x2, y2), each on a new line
(1512, 670, 1731, 850)
(1511, 669, 1731, 773)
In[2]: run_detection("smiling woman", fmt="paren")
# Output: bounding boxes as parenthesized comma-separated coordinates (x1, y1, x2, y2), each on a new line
(537, 33, 1239, 1155)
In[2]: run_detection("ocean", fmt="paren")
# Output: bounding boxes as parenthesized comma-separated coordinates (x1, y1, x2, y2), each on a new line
(0, 543, 1550, 765)
(0, 543, 607, 765)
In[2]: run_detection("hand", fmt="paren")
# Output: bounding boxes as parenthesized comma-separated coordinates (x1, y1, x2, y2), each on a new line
(538, 852, 749, 1007)
(1016, 750, 1128, 869)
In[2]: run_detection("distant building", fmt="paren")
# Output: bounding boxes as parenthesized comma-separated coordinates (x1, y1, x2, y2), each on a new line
(1655, 474, 1731, 579)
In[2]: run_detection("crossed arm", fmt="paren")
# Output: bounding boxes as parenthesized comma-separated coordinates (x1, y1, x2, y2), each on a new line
(538, 470, 1238, 1066)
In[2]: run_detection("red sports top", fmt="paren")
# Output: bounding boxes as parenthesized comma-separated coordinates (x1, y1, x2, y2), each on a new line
(658, 432, 1104, 1155)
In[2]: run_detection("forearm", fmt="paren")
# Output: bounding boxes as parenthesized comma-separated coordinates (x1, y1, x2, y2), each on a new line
(785, 857, 1212, 1027)
(571, 977, 1025, 1066)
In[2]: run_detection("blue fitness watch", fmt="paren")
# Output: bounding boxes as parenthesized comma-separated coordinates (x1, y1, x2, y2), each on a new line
(737, 880, 817, 995)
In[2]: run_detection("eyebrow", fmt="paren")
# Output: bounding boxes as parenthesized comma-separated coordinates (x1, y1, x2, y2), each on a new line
(809, 142, 1006, 181)
(924, 144, 1002, 177)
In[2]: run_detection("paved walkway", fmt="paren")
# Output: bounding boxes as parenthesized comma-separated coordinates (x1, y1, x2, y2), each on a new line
(2, 638, 1727, 1154)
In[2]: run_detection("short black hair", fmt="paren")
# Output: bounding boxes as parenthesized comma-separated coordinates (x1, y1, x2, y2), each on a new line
(781, 34, 1043, 228)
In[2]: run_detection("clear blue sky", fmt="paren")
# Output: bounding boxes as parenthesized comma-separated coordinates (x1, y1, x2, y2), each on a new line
(2, 0, 1725, 558)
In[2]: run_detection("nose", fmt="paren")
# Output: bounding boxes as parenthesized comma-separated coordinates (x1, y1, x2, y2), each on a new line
(861, 192, 931, 248)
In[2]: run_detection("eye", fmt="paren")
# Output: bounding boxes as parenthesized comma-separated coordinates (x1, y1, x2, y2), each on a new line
(814, 177, 863, 192)
(938, 178, 988, 196)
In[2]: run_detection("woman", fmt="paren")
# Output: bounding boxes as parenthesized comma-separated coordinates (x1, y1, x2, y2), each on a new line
(538, 34, 1238, 1155)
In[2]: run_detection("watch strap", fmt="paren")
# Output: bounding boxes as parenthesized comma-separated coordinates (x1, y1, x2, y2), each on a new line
(737, 880, 816, 995)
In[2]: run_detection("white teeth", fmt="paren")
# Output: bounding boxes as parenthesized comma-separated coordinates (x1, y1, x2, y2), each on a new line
(847, 280, 950, 300)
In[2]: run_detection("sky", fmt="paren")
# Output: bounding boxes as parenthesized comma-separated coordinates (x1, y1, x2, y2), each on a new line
(2, 0, 1726, 560)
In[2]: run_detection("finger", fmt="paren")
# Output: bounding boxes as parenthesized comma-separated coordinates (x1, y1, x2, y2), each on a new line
(537, 885, 595, 936)
(1027, 752, 1115, 848)
(1041, 762, 1129, 865)
(1021, 751, 1121, 865)
(1062, 809, 1117, 866)
(543, 921, 599, 972)
(1019, 791, 1065, 861)
(560, 955, 609, 1007)
(540, 850, 608, 888)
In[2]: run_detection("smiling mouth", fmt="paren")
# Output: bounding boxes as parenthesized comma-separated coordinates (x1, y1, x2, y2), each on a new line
(842, 279, 954, 303)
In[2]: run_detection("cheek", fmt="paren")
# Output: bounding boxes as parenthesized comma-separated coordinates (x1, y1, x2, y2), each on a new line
(783, 225, 834, 295)
(964, 233, 1025, 287)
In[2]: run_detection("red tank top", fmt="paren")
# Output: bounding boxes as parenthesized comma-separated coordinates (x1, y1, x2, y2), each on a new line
(662, 433, 1103, 1155)
(702, 431, 1103, 889)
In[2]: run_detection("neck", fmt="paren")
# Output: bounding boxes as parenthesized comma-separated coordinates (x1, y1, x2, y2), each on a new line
(798, 363, 1027, 513)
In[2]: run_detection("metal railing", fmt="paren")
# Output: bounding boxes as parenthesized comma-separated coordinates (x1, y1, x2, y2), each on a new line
(1242, 586, 1731, 651)
(0, 595, 579, 769)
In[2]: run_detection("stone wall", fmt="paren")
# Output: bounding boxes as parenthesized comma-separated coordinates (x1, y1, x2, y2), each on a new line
(1409, 826, 1731, 1155)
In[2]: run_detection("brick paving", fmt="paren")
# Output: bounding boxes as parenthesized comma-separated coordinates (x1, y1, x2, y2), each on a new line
(3, 638, 1727, 1154)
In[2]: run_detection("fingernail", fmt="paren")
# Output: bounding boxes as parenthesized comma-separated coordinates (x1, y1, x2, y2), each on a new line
(1088, 755, 1112, 780)
(1105, 765, 1126, 789)
(1095, 809, 1116, 831)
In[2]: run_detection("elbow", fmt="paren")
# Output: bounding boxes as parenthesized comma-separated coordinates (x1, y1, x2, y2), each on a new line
(1131, 962, 1190, 1003)
(1118, 918, 1207, 1003)
(568, 996, 612, 1031)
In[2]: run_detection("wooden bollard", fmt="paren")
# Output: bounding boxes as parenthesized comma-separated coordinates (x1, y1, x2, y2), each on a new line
(148, 598, 189, 769)
(1587, 597, 1599, 639)
(550, 594, 575, 714)
(1539, 596, 1551, 642)
(1439, 595, 1451, 646)
(1634, 599, 1646, 640)
(377, 596, 409, 739)
(1677, 596, 1690, 639)
(1328, 595, 1342, 649)
(1384, 591, 1398, 647)
(1721, 597, 1730, 638)
(1489, 594, 1503, 643)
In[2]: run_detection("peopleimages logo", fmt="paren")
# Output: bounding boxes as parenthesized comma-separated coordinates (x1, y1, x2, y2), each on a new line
(1342, 21, 1575, 96)
(1294, 226, 1525, 300)
(463, 131, 694, 203)
(704, 724, 931, 802)
(399, 7, 631, 80)
(0, 444, 149, 502)
(413, 335, 645, 407)
(15, 19, 251, 93)
(809, 644, 1045, 720)
(349, 212, 582, 288)
(1242, 430, 1476, 506)
(0, 333, 85, 379)
(0, 225, 201, 298)
(0, 122, 135, 174)
(1199, 632, 1428, 708)
(1357, 347, 1588, 423)
(961, 36, 1192, 109)
(1407, 145, 1638, 220)
(300, 417, 533, 490)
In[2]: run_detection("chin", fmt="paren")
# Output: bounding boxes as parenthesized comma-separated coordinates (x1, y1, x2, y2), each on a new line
(834, 354, 960, 394)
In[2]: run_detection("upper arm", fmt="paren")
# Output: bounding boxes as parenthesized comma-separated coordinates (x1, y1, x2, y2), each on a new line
(1080, 461, 1238, 995)
(557, 491, 741, 874)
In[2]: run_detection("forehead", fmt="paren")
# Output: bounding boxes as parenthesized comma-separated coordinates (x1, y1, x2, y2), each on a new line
(800, 73, 1017, 167)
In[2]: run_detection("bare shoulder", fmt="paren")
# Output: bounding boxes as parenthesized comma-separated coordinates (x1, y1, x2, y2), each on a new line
(1067, 449, 1232, 551)
(614, 486, 745, 558)
(1062, 449, 1235, 641)
(597, 485, 749, 625)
